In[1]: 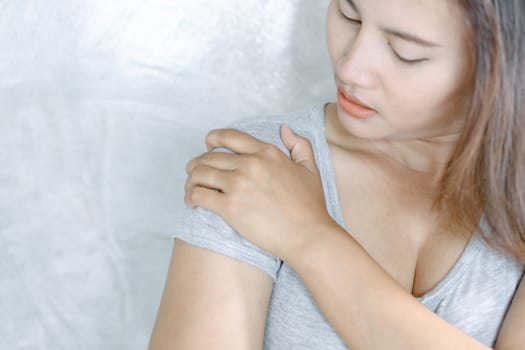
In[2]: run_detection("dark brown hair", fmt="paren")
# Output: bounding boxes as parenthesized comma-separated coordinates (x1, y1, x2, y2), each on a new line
(439, 0, 525, 262)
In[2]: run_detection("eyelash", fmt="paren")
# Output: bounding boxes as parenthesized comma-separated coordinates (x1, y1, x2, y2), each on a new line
(338, 10, 427, 65)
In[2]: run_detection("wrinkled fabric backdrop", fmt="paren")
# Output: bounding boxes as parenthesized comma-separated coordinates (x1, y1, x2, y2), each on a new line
(1, 1, 333, 349)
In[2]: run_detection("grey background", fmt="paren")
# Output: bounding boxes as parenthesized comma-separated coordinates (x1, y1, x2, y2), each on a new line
(1, 0, 333, 349)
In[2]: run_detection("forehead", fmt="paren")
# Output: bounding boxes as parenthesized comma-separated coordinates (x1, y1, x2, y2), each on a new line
(348, 0, 468, 42)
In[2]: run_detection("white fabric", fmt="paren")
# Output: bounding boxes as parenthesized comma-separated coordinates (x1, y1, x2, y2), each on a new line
(0, 1, 332, 349)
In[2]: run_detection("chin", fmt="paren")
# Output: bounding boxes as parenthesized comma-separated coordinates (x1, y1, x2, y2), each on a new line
(335, 106, 390, 141)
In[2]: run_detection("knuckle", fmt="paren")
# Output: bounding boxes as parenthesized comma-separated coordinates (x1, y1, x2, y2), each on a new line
(196, 166, 212, 182)
(262, 144, 283, 161)
(184, 189, 193, 207)
(191, 164, 212, 183)
(188, 187, 201, 205)
(184, 178, 191, 194)
(205, 129, 222, 145)
(216, 128, 232, 138)
(190, 163, 203, 177)
(243, 157, 262, 177)
(200, 152, 212, 163)
(223, 128, 235, 136)
(205, 129, 219, 140)
(185, 158, 196, 173)
(204, 133, 214, 148)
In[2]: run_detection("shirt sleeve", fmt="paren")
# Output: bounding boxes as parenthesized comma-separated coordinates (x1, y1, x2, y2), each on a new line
(173, 118, 290, 282)
(174, 206, 282, 281)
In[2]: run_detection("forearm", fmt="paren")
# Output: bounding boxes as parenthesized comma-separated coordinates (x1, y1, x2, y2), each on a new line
(288, 225, 491, 350)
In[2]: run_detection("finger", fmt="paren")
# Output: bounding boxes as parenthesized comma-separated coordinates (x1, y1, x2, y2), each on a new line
(185, 185, 225, 213)
(205, 128, 267, 154)
(186, 164, 231, 193)
(186, 151, 242, 174)
(280, 125, 318, 173)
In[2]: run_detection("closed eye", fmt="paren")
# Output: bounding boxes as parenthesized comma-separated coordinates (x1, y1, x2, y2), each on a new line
(389, 44, 428, 65)
(338, 8, 427, 66)
(338, 9, 361, 25)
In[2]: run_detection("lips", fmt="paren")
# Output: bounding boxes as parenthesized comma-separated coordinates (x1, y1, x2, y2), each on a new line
(337, 88, 377, 119)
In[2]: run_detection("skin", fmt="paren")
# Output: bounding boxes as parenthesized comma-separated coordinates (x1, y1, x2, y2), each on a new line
(148, 240, 273, 350)
(325, 0, 474, 178)
(322, 0, 477, 295)
(150, 0, 525, 348)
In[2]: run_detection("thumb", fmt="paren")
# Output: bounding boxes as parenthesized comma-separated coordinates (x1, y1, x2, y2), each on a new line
(280, 125, 318, 173)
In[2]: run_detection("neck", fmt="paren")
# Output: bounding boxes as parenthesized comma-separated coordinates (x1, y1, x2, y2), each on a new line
(370, 136, 458, 184)
(324, 103, 460, 190)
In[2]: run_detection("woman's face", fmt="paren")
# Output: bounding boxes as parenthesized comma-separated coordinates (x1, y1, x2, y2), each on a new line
(326, 0, 474, 141)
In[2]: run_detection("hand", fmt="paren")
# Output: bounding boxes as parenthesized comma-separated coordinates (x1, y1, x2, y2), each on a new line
(184, 125, 338, 261)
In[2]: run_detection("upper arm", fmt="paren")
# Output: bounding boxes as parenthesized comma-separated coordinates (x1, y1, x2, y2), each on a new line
(495, 273, 525, 350)
(148, 239, 274, 350)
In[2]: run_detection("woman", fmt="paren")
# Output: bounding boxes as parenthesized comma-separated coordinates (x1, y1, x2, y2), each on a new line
(149, 0, 525, 349)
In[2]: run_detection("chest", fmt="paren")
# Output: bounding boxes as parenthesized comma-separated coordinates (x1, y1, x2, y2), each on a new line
(329, 146, 472, 297)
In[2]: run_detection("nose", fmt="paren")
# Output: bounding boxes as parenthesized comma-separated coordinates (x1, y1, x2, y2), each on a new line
(336, 29, 380, 90)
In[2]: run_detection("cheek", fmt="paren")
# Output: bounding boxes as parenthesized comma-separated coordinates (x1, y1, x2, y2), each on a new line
(325, 5, 357, 69)
(389, 65, 470, 118)
(326, 24, 343, 67)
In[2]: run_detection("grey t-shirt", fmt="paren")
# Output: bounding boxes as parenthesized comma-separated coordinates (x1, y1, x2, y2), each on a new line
(175, 103, 524, 349)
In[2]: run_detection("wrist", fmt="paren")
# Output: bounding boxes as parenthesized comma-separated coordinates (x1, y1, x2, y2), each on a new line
(284, 218, 346, 267)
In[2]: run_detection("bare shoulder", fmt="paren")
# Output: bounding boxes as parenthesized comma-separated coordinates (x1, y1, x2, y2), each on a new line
(148, 239, 273, 350)
(495, 273, 525, 350)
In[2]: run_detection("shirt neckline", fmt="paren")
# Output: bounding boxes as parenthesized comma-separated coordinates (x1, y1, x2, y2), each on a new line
(307, 102, 483, 302)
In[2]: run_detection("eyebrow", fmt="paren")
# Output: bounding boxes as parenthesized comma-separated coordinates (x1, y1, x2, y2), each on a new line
(344, 0, 442, 48)
(382, 28, 441, 48)
(345, 0, 359, 12)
